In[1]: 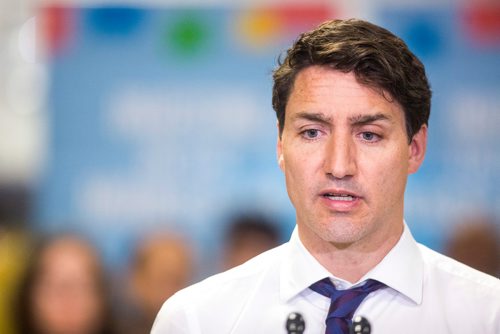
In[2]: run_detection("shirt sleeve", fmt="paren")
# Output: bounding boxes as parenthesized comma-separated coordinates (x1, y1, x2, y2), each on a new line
(151, 293, 197, 334)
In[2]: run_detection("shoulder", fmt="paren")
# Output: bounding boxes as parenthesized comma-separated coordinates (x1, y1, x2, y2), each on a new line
(417, 244, 500, 331)
(181, 242, 286, 299)
(152, 243, 287, 333)
(418, 243, 499, 289)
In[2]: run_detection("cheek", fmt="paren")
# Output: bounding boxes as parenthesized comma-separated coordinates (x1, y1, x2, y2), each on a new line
(284, 154, 315, 191)
(368, 152, 409, 198)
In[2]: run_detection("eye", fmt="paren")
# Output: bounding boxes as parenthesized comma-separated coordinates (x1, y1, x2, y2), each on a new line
(361, 132, 380, 141)
(302, 129, 320, 139)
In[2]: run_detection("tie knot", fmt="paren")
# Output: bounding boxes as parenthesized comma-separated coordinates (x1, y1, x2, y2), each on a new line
(309, 278, 386, 333)
(309, 278, 385, 299)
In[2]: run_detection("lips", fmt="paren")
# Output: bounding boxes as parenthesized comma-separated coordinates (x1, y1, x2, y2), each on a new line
(319, 189, 361, 211)
(320, 189, 360, 201)
(323, 193, 356, 201)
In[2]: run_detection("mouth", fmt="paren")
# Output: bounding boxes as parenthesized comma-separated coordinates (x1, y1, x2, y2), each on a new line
(319, 190, 361, 211)
(320, 190, 360, 202)
(323, 193, 357, 201)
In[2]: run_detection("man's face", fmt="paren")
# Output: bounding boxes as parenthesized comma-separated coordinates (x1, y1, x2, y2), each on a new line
(277, 66, 426, 250)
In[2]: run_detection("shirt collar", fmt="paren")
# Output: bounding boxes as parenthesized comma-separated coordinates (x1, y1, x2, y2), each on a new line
(280, 223, 424, 305)
(280, 227, 331, 303)
(360, 223, 424, 304)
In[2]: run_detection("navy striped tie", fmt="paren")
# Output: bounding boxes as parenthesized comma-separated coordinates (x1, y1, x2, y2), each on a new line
(309, 278, 385, 334)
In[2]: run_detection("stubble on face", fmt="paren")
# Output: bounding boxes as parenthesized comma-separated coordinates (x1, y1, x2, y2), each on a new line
(278, 66, 415, 256)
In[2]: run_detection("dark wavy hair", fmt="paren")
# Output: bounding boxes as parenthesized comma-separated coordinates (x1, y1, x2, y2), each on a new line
(272, 18, 431, 142)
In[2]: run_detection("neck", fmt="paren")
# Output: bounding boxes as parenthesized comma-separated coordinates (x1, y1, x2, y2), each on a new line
(298, 222, 404, 283)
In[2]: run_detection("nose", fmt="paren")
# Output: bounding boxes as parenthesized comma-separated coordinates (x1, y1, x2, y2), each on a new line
(323, 133, 356, 179)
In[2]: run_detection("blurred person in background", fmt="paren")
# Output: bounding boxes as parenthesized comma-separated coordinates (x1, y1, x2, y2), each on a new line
(221, 213, 280, 270)
(0, 185, 32, 334)
(15, 234, 115, 334)
(116, 233, 193, 334)
(445, 215, 500, 278)
(0, 229, 30, 334)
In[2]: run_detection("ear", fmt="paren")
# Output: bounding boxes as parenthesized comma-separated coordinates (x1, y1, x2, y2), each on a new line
(408, 125, 427, 174)
(277, 122, 285, 172)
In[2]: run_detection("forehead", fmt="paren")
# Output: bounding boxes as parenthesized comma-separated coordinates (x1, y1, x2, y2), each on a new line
(287, 66, 403, 121)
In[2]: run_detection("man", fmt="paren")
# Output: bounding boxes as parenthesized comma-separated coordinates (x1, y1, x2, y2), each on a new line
(152, 19, 500, 333)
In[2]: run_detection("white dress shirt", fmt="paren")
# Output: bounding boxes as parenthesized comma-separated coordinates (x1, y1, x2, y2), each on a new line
(152, 224, 500, 333)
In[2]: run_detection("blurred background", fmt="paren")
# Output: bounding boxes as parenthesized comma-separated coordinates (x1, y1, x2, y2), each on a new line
(0, 0, 499, 333)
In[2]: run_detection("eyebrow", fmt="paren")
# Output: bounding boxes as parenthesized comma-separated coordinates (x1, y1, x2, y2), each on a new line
(292, 112, 333, 124)
(292, 111, 392, 127)
(348, 113, 392, 126)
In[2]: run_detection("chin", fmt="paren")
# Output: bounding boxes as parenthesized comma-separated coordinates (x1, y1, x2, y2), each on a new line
(318, 218, 369, 244)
